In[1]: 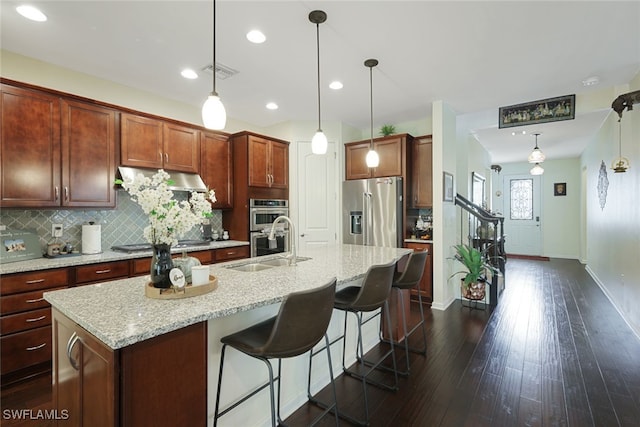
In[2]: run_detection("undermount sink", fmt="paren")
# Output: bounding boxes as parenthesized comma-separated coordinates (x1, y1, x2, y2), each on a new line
(226, 256, 311, 272)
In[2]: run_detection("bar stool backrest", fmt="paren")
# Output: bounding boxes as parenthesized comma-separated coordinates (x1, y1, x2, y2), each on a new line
(393, 250, 428, 290)
(262, 278, 337, 358)
(349, 261, 396, 312)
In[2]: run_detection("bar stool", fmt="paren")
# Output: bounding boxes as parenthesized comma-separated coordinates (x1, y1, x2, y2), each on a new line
(384, 250, 429, 376)
(213, 278, 339, 427)
(308, 260, 398, 426)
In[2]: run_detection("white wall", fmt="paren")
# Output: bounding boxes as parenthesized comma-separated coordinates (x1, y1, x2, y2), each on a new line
(582, 74, 640, 337)
(491, 158, 582, 259)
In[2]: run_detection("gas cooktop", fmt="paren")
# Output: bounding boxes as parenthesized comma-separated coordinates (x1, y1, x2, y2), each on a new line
(111, 240, 211, 253)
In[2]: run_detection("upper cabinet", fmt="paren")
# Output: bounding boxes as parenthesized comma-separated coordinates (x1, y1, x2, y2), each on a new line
(200, 130, 232, 209)
(345, 134, 411, 180)
(247, 134, 288, 189)
(1, 84, 116, 208)
(410, 135, 433, 208)
(121, 113, 200, 173)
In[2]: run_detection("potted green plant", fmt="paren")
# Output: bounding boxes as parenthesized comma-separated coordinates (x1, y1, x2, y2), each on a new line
(379, 124, 396, 136)
(449, 244, 500, 300)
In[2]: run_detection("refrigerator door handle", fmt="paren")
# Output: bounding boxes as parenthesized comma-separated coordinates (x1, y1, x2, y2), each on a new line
(363, 191, 372, 246)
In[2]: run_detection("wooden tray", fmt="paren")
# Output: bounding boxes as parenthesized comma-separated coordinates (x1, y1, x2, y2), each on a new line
(145, 275, 218, 299)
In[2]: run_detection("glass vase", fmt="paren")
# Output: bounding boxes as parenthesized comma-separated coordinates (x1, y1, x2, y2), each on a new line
(150, 243, 174, 288)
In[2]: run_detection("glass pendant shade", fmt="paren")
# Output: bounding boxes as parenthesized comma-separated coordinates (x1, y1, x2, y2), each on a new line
(530, 163, 544, 175)
(202, 93, 226, 130)
(611, 156, 630, 173)
(311, 130, 328, 154)
(528, 147, 546, 163)
(366, 148, 380, 168)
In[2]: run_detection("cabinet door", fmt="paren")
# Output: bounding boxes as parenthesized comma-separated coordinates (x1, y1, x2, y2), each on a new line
(248, 135, 270, 187)
(200, 131, 232, 208)
(120, 113, 163, 169)
(1, 84, 61, 207)
(411, 135, 433, 208)
(269, 140, 289, 188)
(163, 122, 200, 173)
(373, 137, 403, 177)
(61, 100, 117, 207)
(53, 309, 116, 427)
(345, 142, 372, 180)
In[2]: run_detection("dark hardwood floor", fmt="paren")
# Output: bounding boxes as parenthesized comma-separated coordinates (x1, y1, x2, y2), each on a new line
(2, 258, 639, 426)
(286, 258, 640, 426)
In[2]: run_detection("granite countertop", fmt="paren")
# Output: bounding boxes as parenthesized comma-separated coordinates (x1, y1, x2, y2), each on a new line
(0, 240, 249, 275)
(44, 244, 411, 350)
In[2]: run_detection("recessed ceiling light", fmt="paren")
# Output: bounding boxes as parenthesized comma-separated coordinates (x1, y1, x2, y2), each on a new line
(266, 102, 278, 110)
(329, 81, 343, 90)
(246, 30, 266, 44)
(582, 76, 600, 86)
(511, 130, 526, 136)
(180, 69, 198, 79)
(16, 5, 47, 22)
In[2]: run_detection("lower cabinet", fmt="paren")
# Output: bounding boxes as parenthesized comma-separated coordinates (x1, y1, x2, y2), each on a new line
(52, 309, 207, 426)
(404, 242, 433, 304)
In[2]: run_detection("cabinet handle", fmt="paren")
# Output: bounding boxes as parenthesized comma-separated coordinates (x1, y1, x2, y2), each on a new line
(26, 297, 44, 303)
(26, 343, 47, 351)
(165, 153, 169, 163)
(25, 279, 45, 284)
(67, 333, 81, 371)
(26, 315, 47, 323)
(55, 186, 59, 201)
(159, 150, 163, 161)
(95, 269, 112, 274)
(64, 186, 69, 201)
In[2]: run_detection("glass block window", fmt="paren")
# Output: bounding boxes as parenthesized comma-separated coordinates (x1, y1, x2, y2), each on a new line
(510, 179, 533, 220)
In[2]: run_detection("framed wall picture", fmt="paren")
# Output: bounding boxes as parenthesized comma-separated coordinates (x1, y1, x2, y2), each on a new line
(554, 182, 567, 196)
(443, 172, 454, 202)
(499, 94, 575, 128)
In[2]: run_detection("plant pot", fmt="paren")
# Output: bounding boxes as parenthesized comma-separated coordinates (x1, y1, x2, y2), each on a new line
(150, 244, 174, 289)
(461, 280, 486, 300)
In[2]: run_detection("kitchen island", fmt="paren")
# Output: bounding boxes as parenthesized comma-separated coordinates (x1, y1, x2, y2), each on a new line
(44, 243, 411, 426)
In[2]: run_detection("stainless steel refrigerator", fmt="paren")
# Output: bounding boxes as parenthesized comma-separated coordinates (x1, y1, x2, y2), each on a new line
(342, 177, 403, 248)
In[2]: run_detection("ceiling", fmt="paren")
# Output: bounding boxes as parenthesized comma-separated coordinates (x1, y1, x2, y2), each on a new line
(2, 1, 639, 164)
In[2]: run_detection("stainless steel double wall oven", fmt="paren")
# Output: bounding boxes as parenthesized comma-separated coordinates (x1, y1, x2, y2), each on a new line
(249, 199, 289, 257)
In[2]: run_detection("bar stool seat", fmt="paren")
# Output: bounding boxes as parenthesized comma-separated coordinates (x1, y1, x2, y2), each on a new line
(309, 260, 398, 426)
(214, 278, 339, 427)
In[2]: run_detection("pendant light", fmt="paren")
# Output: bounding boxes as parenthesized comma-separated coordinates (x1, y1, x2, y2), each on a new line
(309, 10, 328, 155)
(202, 0, 226, 130)
(530, 163, 544, 175)
(527, 133, 545, 163)
(365, 59, 380, 168)
(611, 119, 630, 173)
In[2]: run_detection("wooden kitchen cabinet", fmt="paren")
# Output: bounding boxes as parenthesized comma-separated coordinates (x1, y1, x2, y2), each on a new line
(52, 309, 206, 427)
(74, 261, 129, 285)
(345, 134, 411, 180)
(0, 268, 69, 383)
(214, 245, 250, 262)
(247, 133, 288, 189)
(410, 135, 433, 208)
(404, 242, 433, 304)
(0, 83, 117, 208)
(201, 130, 233, 208)
(1, 84, 61, 207)
(120, 113, 200, 173)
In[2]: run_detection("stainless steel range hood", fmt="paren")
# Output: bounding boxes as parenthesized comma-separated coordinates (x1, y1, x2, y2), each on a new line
(117, 167, 207, 192)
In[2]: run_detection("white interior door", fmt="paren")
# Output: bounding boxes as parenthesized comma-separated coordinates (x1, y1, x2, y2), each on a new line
(297, 141, 337, 251)
(503, 174, 542, 256)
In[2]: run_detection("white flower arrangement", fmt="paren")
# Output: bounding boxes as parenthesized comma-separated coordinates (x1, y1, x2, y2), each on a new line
(116, 169, 216, 246)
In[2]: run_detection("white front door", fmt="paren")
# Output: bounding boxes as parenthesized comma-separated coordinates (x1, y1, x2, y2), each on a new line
(296, 141, 337, 251)
(503, 174, 542, 256)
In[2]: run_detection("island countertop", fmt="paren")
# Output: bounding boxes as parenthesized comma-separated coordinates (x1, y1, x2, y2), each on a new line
(44, 244, 411, 350)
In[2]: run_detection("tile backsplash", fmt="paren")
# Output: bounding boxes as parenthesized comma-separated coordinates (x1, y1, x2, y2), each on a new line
(0, 190, 223, 253)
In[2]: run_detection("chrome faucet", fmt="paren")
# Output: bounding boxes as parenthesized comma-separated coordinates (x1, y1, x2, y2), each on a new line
(268, 215, 296, 266)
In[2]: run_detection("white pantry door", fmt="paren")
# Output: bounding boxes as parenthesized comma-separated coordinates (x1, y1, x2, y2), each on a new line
(296, 141, 337, 251)
(503, 174, 542, 256)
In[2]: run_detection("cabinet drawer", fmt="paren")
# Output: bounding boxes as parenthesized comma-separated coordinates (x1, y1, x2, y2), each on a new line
(1, 287, 65, 315)
(1, 269, 69, 296)
(1, 326, 52, 375)
(214, 246, 250, 262)
(184, 250, 213, 265)
(130, 258, 152, 276)
(75, 261, 129, 284)
(1, 307, 51, 335)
